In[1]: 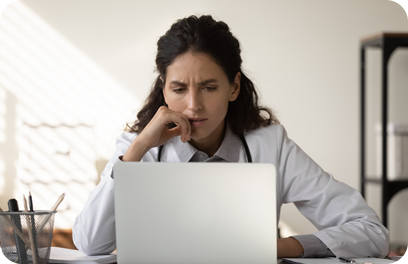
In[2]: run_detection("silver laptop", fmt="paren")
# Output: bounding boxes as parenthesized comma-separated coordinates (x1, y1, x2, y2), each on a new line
(113, 163, 277, 264)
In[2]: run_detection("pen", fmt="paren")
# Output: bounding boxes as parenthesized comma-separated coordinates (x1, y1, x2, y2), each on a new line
(28, 191, 40, 262)
(29, 191, 34, 212)
(24, 195, 38, 264)
(339, 257, 356, 264)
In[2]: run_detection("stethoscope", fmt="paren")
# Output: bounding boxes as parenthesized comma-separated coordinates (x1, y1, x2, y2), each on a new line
(158, 134, 252, 162)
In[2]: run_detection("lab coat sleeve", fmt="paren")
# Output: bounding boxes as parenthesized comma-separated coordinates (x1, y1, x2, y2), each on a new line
(72, 132, 135, 255)
(276, 125, 389, 258)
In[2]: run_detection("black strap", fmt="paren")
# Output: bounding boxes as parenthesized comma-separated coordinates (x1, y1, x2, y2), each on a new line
(158, 145, 164, 162)
(158, 134, 252, 162)
(239, 134, 252, 163)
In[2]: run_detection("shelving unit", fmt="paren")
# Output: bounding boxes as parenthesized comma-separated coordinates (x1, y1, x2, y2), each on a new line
(360, 33, 408, 227)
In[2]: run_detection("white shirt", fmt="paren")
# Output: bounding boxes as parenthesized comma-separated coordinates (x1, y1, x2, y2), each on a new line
(72, 124, 389, 258)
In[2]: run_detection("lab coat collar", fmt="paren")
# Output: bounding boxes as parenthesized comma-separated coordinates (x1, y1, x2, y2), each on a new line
(169, 122, 241, 163)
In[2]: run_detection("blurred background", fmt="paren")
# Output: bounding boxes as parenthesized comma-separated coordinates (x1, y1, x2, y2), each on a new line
(0, 0, 407, 254)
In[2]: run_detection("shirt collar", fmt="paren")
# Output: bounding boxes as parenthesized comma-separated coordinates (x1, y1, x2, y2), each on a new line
(170, 123, 241, 162)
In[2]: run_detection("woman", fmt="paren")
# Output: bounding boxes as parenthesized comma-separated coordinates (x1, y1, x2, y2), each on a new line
(73, 15, 389, 258)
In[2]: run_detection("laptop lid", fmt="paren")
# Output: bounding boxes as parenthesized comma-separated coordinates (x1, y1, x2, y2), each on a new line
(113, 162, 277, 264)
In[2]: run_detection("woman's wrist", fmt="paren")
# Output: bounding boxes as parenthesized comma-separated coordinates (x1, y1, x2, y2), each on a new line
(122, 136, 151, 162)
(277, 237, 304, 258)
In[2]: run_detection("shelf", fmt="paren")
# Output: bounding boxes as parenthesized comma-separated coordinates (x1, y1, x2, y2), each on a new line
(360, 32, 408, 228)
(364, 178, 408, 196)
(361, 32, 408, 48)
(364, 178, 408, 184)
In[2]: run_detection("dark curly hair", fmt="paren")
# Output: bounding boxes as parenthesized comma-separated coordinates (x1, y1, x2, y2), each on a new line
(126, 15, 279, 135)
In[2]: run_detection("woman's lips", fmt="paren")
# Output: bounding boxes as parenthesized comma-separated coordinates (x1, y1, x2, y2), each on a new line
(189, 118, 207, 127)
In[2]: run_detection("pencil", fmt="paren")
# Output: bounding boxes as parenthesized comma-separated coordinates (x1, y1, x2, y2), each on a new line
(50, 192, 66, 212)
(37, 192, 66, 232)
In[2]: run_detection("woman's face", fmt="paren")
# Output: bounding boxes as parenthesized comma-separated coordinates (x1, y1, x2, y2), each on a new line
(163, 52, 240, 145)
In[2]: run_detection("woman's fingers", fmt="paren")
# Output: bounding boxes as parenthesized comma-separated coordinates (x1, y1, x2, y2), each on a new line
(153, 106, 191, 144)
(163, 111, 191, 143)
(125, 106, 191, 161)
(160, 107, 191, 143)
(165, 126, 183, 141)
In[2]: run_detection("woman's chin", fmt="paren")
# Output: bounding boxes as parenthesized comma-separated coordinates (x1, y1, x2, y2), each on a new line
(189, 130, 208, 142)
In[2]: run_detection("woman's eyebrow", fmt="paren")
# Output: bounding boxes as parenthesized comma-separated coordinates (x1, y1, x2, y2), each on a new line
(169, 79, 218, 86)
(197, 79, 217, 86)
(170, 80, 187, 86)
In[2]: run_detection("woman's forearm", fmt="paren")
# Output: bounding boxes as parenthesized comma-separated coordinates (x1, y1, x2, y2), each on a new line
(277, 237, 304, 258)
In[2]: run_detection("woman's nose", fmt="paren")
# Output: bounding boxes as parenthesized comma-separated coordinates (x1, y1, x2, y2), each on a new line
(188, 91, 202, 111)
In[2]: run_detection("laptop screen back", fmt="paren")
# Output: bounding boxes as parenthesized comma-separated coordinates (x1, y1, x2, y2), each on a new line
(113, 162, 277, 264)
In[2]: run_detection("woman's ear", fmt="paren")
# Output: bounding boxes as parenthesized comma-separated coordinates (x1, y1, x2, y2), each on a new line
(229, 72, 241, 102)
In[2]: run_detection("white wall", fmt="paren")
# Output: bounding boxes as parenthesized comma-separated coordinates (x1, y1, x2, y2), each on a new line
(0, 0, 407, 244)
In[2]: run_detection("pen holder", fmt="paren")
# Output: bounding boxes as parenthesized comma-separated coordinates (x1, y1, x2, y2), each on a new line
(0, 211, 56, 264)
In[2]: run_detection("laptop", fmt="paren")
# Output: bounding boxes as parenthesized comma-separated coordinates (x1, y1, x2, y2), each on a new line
(113, 162, 277, 264)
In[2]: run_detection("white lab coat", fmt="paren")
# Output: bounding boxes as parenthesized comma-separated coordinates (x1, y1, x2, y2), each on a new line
(72, 124, 389, 258)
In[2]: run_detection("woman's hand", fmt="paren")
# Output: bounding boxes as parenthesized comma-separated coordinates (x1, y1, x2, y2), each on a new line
(277, 237, 304, 258)
(122, 106, 191, 161)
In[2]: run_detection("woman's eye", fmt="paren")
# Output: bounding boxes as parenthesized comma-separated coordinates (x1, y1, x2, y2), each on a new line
(173, 88, 185, 93)
(204, 86, 216, 91)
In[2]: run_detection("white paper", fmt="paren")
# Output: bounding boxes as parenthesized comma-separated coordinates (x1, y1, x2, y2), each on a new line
(283, 257, 395, 264)
(49, 247, 117, 264)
